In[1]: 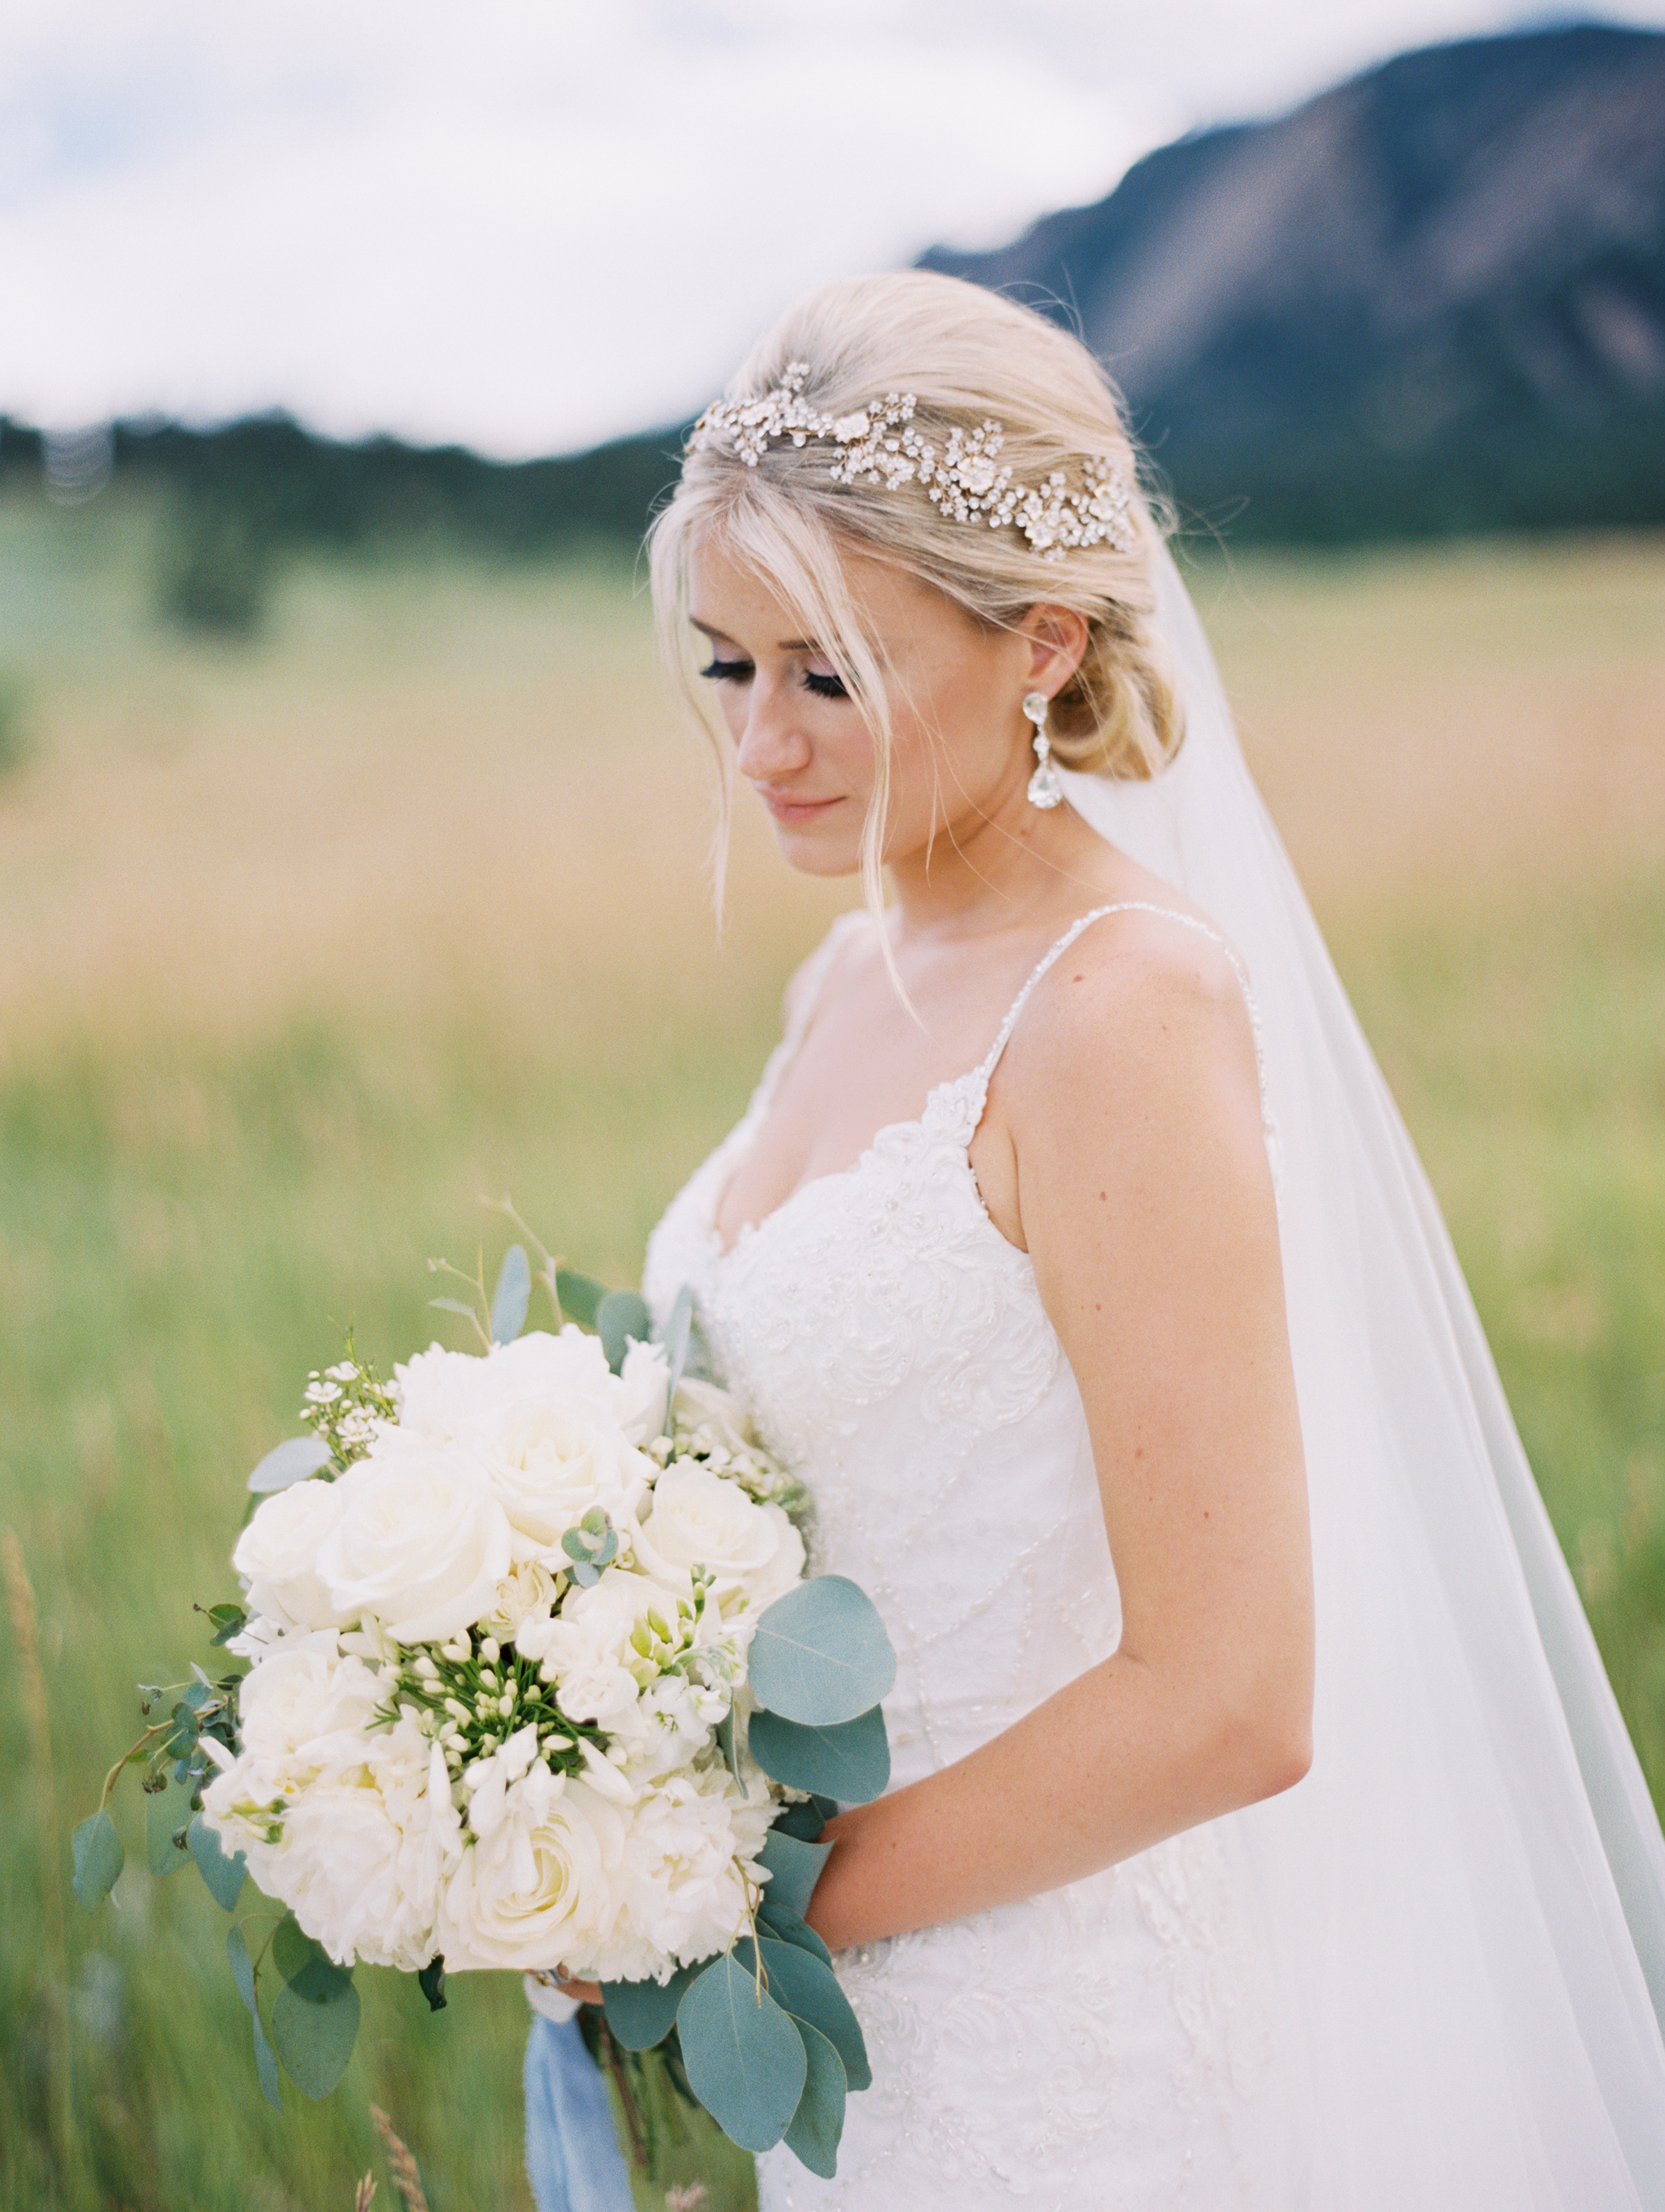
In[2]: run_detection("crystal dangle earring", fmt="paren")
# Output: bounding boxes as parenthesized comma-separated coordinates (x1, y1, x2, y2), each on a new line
(1023, 691, 1063, 809)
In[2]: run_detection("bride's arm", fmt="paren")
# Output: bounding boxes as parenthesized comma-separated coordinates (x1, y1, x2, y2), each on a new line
(806, 923, 1313, 1954)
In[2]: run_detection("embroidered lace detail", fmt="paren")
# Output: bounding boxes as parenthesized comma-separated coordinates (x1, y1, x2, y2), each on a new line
(642, 906, 1286, 2206)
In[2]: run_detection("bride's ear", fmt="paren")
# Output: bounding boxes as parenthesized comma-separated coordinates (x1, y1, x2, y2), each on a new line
(1016, 603, 1091, 695)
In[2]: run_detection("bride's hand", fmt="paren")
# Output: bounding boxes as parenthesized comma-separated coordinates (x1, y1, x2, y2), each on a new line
(549, 1967, 604, 2006)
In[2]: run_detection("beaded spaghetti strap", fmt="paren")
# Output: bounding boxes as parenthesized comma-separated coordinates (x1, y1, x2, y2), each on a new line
(975, 902, 1281, 1182)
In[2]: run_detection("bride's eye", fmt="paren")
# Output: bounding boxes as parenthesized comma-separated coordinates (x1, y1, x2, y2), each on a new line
(803, 668, 850, 700)
(699, 656, 754, 685)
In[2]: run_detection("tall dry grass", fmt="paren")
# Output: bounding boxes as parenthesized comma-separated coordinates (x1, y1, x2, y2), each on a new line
(1, 487, 1662, 2208)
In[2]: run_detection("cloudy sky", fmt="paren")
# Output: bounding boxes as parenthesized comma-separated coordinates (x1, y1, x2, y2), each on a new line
(3, 0, 1663, 456)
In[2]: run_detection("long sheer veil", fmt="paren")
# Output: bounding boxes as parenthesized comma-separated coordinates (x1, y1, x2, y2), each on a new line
(1061, 543, 1665, 2204)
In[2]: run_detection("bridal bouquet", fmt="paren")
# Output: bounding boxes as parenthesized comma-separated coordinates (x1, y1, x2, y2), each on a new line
(75, 1239, 894, 2178)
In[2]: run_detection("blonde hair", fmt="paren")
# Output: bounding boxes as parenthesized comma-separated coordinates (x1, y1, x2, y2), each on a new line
(647, 269, 1182, 916)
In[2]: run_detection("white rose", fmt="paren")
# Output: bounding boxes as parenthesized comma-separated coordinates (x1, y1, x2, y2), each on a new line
(486, 1328, 619, 1421)
(477, 1403, 652, 1553)
(438, 1767, 625, 1975)
(232, 1480, 352, 1631)
(670, 1376, 759, 1458)
(615, 1339, 670, 1445)
(635, 1462, 804, 1609)
(316, 1430, 513, 1644)
(236, 1642, 383, 1770)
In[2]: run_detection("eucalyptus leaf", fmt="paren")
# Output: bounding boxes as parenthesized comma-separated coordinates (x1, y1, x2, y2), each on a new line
(756, 1900, 832, 1966)
(272, 1913, 354, 2003)
(490, 1243, 532, 1344)
(677, 1951, 807, 2154)
(757, 1828, 834, 1922)
(749, 1577, 896, 1727)
(783, 2017, 847, 2178)
(747, 1704, 891, 1805)
(714, 1707, 738, 1776)
(186, 1814, 246, 1910)
(429, 1296, 482, 1321)
(269, 1973, 361, 2099)
(206, 1602, 248, 1646)
(597, 1289, 652, 1376)
(247, 1435, 332, 1494)
(251, 2008, 284, 2110)
(661, 1285, 695, 1431)
(146, 1773, 195, 1877)
(555, 1268, 607, 1331)
(71, 1810, 124, 1912)
(601, 1961, 700, 2051)
(418, 1956, 448, 2013)
(751, 1938, 870, 2092)
(771, 1797, 827, 1843)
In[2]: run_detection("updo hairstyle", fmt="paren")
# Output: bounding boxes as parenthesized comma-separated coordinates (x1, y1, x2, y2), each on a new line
(648, 270, 1182, 909)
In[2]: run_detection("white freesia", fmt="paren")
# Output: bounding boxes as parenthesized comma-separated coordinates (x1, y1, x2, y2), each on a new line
(232, 1479, 352, 1631)
(636, 1461, 805, 1610)
(316, 1430, 513, 1644)
(438, 1767, 627, 1975)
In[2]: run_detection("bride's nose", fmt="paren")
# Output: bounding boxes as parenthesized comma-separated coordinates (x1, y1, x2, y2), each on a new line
(734, 679, 814, 783)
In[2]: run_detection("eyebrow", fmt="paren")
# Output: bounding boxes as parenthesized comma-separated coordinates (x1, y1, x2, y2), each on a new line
(689, 616, 817, 652)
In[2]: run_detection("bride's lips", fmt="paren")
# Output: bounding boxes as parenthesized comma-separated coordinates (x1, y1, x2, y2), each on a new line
(755, 789, 845, 825)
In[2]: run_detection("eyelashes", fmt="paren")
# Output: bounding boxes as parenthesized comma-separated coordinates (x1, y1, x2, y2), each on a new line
(697, 657, 850, 702)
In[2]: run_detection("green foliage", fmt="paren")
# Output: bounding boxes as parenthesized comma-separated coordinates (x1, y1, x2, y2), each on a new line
(747, 1576, 897, 1727)
(781, 2017, 846, 2177)
(676, 1951, 806, 2154)
(747, 1704, 891, 1804)
(247, 1434, 331, 1493)
(598, 1287, 653, 1374)
(70, 1812, 123, 1912)
(0, 669, 28, 775)
(186, 1813, 246, 1910)
(602, 1963, 701, 2052)
(491, 1240, 532, 1342)
(754, 1828, 834, 1922)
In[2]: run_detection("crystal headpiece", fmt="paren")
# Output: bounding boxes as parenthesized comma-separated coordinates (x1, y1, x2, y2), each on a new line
(688, 362, 1136, 563)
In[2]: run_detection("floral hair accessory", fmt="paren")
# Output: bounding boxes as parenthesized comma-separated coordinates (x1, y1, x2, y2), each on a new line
(688, 362, 1136, 563)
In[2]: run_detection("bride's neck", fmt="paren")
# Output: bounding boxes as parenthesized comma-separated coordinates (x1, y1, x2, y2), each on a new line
(884, 786, 1113, 943)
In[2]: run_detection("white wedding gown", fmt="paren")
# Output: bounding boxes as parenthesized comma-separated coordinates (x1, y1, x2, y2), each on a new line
(637, 547, 1665, 2209)
(644, 905, 1293, 2209)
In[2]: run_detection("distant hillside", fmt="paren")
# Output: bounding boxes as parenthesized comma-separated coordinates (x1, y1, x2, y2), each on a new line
(922, 22, 1665, 538)
(3, 19, 1661, 592)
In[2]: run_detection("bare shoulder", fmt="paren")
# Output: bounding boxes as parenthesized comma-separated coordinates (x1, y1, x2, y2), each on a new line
(1002, 902, 1262, 1142)
(781, 909, 876, 1030)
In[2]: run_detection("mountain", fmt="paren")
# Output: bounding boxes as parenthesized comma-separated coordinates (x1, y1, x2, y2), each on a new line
(921, 22, 1665, 538)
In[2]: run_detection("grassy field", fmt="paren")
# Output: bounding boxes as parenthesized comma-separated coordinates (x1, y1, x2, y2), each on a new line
(1, 487, 1663, 2209)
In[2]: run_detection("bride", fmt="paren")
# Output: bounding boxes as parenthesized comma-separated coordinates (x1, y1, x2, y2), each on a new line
(538, 270, 1665, 2207)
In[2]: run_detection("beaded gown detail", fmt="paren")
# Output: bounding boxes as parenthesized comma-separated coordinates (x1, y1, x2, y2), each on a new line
(643, 907, 1289, 2211)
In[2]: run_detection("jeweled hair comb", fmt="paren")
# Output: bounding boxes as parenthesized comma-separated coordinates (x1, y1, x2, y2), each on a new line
(688, 363, 1135, 563)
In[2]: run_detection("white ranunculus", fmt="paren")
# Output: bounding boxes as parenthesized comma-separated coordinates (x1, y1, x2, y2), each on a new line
(316, 1431, 513, 1644)
(438, 1767, 625, 1975)
(236, 1641, 383, 1770)
(390, 1340, 504, 1444)
(479, 1558, 563, 1643)
(232, 1479, 352, 1631)
(634, 1462, 804, 1610)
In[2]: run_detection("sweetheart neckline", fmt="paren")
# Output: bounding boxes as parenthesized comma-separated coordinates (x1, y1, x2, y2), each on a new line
(707, 1065, 988, 1262)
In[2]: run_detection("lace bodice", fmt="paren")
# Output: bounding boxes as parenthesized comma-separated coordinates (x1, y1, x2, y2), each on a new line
(643, 905, 1284, 2209)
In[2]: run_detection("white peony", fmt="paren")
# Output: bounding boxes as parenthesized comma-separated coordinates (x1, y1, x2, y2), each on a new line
(235, 1640, 383, 1771)
(635, 1461, 804, 1610)
(232, 1479, 352, 1631)
(438, 1767, 626, 1975)
(316, 1430, 512, 1644)
(602, 1765, 775, 1980)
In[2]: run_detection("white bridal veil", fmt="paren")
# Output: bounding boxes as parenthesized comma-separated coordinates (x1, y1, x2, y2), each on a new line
(1059, 544, 1665, 2205)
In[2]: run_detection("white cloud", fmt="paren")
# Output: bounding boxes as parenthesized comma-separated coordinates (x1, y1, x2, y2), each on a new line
(1, 0, 1662, 453)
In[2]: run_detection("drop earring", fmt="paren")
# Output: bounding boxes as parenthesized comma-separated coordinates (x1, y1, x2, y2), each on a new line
(1023, 691, 1063, 809)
